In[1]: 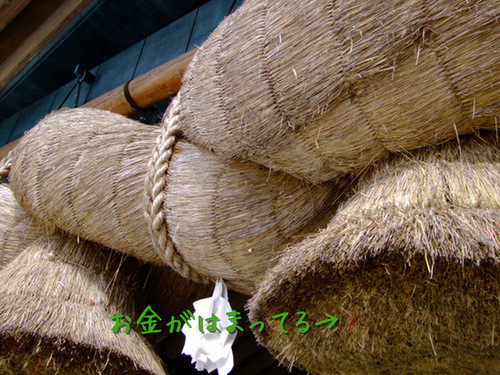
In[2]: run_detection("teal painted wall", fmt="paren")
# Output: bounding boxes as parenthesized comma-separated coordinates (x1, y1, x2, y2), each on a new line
(0, 0, 241, 147)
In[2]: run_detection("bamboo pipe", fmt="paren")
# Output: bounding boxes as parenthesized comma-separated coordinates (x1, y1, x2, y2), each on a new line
(0, 49, 195, 160)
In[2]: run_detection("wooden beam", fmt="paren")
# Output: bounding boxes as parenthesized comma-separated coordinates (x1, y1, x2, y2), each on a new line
(0, 48, 195, 160)
(0, 0, 93, 90)
(0, 0, 33, 33)
(82, 48, 196, 116)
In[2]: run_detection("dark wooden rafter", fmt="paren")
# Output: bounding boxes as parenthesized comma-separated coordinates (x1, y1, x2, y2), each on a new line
(0, 0, 32, 33)
(0, 0, 93, 89)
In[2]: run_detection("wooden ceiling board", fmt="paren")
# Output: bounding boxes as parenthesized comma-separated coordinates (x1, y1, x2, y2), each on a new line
(0, 0, 32, 33)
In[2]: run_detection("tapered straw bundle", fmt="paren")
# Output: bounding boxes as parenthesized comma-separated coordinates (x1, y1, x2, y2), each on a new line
(9, 108, 340, 294)
(0, 233, 166, 375)
(0, 182, 208, 372)
(249, 132, 499, 374)
(164, 140, 339, 293)
(0, 183, 42, 269)
(178, 0, 498, 183)
(9, 109, 161, 263)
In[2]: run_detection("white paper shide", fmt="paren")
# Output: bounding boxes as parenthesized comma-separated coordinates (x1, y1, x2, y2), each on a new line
(182, 278, 236, 375)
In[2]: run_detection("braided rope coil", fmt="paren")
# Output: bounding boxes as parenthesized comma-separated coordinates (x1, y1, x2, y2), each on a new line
(144, 95, 210, 284)
(0, 151, 13, 180)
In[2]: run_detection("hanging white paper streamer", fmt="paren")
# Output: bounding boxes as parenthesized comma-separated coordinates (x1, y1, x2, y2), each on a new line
(182, 279, 236, 375)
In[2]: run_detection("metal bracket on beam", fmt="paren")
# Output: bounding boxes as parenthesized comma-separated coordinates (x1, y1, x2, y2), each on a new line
(73, 64, 97, 85)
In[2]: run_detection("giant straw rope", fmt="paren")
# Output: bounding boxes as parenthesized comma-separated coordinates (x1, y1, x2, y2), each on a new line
(8, 107, 338, 294)
(0, 0, 498, 372)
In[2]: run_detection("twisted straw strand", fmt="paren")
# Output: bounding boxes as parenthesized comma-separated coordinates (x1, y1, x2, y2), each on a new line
(0, 152, 13, 180)
(144, 95, 210, 284)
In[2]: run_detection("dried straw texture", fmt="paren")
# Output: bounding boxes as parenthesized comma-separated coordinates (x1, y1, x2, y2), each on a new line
(0, 181, 208, 360)
(7, 108, 212, 320)
(249, 132, 499, 374)
(9, 108, 162, 263)
(9, 108, 341, 294)
(0, 152, 12, 180)
(178, 0, 499, 183)
(0, 183, 42, 269)
(165, 140, 340, 294)
(0, 233, 166, 375)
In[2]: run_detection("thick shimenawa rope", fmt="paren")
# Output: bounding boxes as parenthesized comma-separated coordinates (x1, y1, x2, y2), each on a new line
(144, 95, 210, 284)
(0, 152, 12, 180)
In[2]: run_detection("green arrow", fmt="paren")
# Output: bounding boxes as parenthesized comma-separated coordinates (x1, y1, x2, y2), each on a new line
(314, 314, 338, 329)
